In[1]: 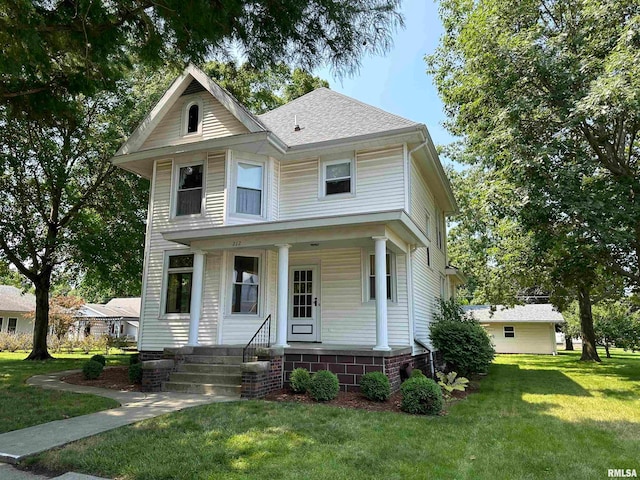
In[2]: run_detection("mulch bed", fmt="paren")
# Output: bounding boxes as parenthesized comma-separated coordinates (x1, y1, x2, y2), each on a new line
(62, 366, 142, 392)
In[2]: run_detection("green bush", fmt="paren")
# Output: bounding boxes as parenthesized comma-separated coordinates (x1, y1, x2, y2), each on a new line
(130, 353, 140, 365)
(400, 376, 443, 415)
(90, 354, 107, 366)
(308, 370, 339, 401)
(410, 368, 425, 378)
(430, 299, 495, 376)
(128, 363, 143, 384)
(359, 371, 391, 402)
(82, 360, 104, 380)
(289, 368, 311, 393)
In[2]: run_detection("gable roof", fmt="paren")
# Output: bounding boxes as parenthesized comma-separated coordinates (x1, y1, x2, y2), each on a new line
(0, 285, 35, 312)
(116, 65, 267, 157)
(79, 297, 140, 319)
(463, 304, 565, 323)
(257, 88, 420, 148)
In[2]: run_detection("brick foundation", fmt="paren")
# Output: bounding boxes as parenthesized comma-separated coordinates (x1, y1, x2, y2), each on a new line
(141, 359, 174, 392)
(139, 350, 164, 361)
(241, 355, 284, 399)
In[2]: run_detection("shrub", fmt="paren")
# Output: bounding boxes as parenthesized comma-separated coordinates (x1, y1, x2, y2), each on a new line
(128, 363, 143, 384)
(90, 354, 107, 366)
(289, 368, 311, 393)
(436, 371, 469, 398)
(400, 376, 443, 415)
(359, 371, 391, 402)
(308, 370, 339, 401)
(129, 353, 140, 365)
(410, 368, 425, 378)
(0, 332, 32, 352)
(82, 360, 104, 380)
(430, 299, 495, 376)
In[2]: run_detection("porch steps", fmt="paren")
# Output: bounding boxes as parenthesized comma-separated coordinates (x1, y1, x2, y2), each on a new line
(161, 345, 245, 398)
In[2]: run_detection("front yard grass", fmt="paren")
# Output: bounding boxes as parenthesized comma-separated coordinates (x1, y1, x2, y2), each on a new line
(0, 351, 132, 433)
(29, 349, 640, 480)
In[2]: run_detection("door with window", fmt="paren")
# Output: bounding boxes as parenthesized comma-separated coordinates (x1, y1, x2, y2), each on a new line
(288, 266, 319, 342)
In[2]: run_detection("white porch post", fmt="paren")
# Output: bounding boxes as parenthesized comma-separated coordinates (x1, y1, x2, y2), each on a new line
(188, 250, 205, 346)
(274, 244, 291, 348)
(372, 236, 391, 351)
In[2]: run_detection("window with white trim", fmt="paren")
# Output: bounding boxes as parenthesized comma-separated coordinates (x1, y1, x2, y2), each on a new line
(436, 210, 444, 250)
(365, 252, 395, 301)
(504, 326, 515, 338)
(322, 159, 353, 196)
(0, 317, 3, 332)
(176, 164, 203, 216)
(183, 100, 203, 136)
(231, 255, 260, 314)
(8, 317, 17, 333)
(165, 254, 194, 314)
(440, 275, 446, 299)
(236, 163, 263, 216)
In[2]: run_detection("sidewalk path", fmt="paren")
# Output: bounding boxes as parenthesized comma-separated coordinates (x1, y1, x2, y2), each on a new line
(0, 370, 238, 465)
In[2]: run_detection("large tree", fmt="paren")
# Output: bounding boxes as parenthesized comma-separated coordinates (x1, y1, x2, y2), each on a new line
(428, 0, 640, 360)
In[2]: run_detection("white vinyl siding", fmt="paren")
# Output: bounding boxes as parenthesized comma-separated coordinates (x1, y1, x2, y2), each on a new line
(279, 146, 405, 220)
(485, 322, 557, 354)
(0, 313, 32, 334)
(141, 93, 249, 150)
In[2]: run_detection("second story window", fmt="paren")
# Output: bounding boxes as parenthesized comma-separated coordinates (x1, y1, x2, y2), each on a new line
(236, 163, 263, 216)
(176, 164, 203, 216)
(436, 210, 444, 250)
(324, 160, 352, 196)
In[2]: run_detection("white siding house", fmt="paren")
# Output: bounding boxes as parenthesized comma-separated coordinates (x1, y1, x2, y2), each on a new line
(0, 285, 35, 336)
(112, 65, 460, 393)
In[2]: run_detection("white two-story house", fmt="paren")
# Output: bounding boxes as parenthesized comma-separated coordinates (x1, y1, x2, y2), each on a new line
(113, 65, 461, 396)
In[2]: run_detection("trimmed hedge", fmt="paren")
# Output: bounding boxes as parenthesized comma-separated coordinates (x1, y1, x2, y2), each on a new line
(400, 376, 443, 415)
(289, 368, 311, 394)
(308, 370, 339, 401)
(359, 372, 391, 402)
(82, 360, 104, 380)
(90, 354, 107, 366)
(128, 363, 143, 384)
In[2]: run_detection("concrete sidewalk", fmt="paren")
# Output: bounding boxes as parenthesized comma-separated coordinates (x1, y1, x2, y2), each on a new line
(0, 463, 109, 479)
(0, 370, 239, 466)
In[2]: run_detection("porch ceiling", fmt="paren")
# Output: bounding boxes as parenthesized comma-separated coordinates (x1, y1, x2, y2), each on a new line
(162, 210, 427, 253)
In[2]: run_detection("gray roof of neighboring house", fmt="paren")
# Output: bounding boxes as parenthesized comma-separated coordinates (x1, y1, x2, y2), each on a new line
(257, 87, 420, 147)
(463, 304, 565, 323)
(0, 285, 35, 312)
(79, 297, 140, 319)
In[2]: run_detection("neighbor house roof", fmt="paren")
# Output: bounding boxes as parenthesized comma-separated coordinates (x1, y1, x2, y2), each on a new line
(79, 297, 140, 319)
(0, 285, 35, 312)
(257, 87, 420, 148)
(463, 304, 565, 323)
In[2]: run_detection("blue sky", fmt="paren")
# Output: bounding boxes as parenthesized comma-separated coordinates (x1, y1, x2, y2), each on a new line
(315, 0, 455, 150)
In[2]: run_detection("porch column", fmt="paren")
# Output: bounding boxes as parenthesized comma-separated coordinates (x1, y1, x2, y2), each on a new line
(274, 244, 291, 348)
(188, 250, 205, 346)
(372, 236, 391, 351)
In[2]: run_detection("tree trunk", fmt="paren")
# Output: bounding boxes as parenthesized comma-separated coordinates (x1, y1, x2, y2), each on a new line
(604, 340, 611, 359)
(565, 336, 574, 351)
(26, 272, 53, 360)
(577, 284, 601, 362)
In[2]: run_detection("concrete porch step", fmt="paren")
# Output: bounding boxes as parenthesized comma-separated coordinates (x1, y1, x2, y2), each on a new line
(178, 363, 243, 374)
(169, 372, 242, 385)
(184, 355, 244, 365)
(190, 346, 244, 356)
(162, 381, 242, 396)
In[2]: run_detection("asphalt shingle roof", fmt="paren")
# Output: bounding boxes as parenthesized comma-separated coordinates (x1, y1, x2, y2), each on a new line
(463, 304, 565, 323)
(0, 285, 36, 312)
(80, 298, 140, 318)
(257, 88, 419, 147)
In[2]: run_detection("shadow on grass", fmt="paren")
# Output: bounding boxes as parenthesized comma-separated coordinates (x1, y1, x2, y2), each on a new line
(488, 363, 592, 397)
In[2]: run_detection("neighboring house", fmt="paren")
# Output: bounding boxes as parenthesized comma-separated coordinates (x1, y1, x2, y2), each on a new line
(76, 298, 141, 341)
(0, 285, 35, 335)
(111, 65, 459, 395)
(464, 304, 564, 355)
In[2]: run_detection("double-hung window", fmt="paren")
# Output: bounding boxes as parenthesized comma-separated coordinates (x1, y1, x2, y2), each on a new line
(504, 326, 515, 338)
(436, 210, 444, 250)
(232, 256, 260, 314)
(165, 254, 194, 314)
(176, 164, 203, 216)
(7, 318, 17, 333)
(367, 253, 393, 301)
(236, 163, 263, 216)
(324, 160, 352, 196)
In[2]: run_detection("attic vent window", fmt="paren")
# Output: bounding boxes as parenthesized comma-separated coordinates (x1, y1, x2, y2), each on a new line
(183, 100, 202, 136)
(187, 104, 199, 133)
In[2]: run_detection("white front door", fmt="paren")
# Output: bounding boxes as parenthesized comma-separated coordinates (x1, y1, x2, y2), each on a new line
(288, 266, 319, 342)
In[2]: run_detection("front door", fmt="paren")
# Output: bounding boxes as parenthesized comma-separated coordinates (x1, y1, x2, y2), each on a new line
(288, 266, 319, 342)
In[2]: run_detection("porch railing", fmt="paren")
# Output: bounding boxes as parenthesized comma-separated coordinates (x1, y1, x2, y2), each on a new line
(242, 314, 271, 363)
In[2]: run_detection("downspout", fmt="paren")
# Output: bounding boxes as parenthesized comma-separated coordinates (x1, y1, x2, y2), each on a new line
(429, 351, 435, 377)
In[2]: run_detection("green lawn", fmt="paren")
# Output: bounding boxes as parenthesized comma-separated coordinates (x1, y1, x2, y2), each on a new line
(0, 351, 132, 433)
(28, 349, 640, 480)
